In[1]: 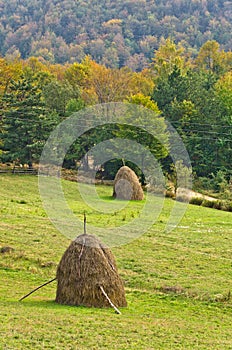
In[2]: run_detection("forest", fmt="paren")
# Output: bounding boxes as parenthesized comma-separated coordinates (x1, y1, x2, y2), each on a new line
(0, 38, 231, 192)
(0, 0, 231, 68)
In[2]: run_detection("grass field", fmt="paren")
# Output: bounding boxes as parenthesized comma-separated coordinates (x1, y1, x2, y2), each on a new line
(0, 174, 232, 349)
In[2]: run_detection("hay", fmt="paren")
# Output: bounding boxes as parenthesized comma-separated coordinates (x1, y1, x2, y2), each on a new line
(55, 234, 127, 308)
(113, 166, 144, 200)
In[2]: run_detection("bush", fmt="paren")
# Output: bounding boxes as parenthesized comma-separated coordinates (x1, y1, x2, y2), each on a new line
(201, 199, 215, 208)
(176, 194, 190, 203)
(213, 200, 223, 210)
(190, 197, 204, 206)
(193, 177, 212, 191)
(165, 190, 176, 199)
(189, 196, 232, 212)
(194, 171, 231, 196)
(221, 201, 232, 212)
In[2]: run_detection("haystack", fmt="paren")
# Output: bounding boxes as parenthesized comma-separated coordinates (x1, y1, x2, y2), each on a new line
(113, 166, 144, 200)
(55, 233, 127, 308)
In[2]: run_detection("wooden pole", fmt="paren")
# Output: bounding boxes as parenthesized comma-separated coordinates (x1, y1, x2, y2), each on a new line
(99, 285, 121, 314)
(84, 211, 87, 234)
(19, 277, 56, 301)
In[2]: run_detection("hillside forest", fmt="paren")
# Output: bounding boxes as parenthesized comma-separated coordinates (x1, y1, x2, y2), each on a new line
(0, 38, 231, 193)
(0, 0, 231, 69)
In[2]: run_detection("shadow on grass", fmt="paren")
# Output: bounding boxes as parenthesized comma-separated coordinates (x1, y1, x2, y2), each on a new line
(99, 195, 146, 204)
(15, 298, 130, 314)
(98, 195, 115, 201)
(9, 299, 103, 314)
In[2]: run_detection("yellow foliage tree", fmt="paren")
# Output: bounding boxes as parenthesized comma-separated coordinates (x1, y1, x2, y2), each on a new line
(196, 40, 232, 74)
(152, 38, 191, 78)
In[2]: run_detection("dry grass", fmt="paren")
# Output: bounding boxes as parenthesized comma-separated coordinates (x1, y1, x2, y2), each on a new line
(113, 166, 144, 200)
(56, 233, 127, 308)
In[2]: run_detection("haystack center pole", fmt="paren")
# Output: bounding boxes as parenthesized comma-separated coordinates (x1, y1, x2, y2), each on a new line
(84, 211, 87, 234)
(99, 285, 121, 314)
(19, 277, 57, 301)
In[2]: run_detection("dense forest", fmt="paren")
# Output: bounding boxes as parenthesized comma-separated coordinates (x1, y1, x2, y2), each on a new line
(0, 0, 231, 68)
(0, 38, 231, 193)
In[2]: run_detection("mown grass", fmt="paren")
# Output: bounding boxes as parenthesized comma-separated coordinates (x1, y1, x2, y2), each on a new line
(0, 174, 232, 349)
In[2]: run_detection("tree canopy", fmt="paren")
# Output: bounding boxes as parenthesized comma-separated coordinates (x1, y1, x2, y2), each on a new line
(0, 39, 231, 182)
(0, 0, 231, 68)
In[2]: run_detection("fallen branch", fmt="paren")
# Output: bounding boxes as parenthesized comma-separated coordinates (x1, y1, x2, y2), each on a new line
(99, 285, 121, 314)
(19, 277, 57, 301)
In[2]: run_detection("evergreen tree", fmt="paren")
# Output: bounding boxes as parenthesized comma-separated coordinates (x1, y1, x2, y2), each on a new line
(1, 74, 53, 164)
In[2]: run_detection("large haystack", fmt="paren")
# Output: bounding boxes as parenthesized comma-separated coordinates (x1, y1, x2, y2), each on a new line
(56, 233, 127, 308)
(113, 166, 144, 200)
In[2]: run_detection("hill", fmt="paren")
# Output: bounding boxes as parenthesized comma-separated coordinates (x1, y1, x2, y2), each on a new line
(0, 0, 231, 67)
(0, 174, 232, 348)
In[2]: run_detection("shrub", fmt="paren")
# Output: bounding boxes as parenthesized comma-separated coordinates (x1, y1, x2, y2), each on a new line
(222, 201, 232, 212)
(165, 190, 176, 199)
(193, 177, 212, 191)
(202, 199, 215, 208)
(190, 197, 204, 206)
(213, 200, 223, 210)
(176, 194, 190, 203)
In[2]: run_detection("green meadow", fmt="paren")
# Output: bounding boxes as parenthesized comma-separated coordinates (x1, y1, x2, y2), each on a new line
(0, 175, 231, 349)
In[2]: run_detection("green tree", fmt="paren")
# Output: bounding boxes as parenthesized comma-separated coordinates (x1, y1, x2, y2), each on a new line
(152, 65, 230, 177)
(114, 101, 169, 179)
(152, 66, 189, 114)
(214, 71, 232, 116)
(213, 71, 232, 171)
(43, 80, 81, 116)
(1, 74, 57, 164)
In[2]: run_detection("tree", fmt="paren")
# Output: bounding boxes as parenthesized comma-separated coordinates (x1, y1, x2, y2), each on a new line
(152, 38, 191, 79)
(152, 66, 189, 115)
(64, 57, 93, 104)
(83, 60, 155, 104)
(125, 93, 160, 113)
(213, 71, 232, 171)
(152, 63, 231, 177)
(1, 74, 56, 164)
(85, 61, 134, 103)
(43, 80, 81, 116)
(196, 40, 230, 75)
(0, 58, 23, 143)
(0, 58, 22, 96)
(0, 0, 231, 67)
(115, 99, 169, 168)
(214, 71, 232, 116)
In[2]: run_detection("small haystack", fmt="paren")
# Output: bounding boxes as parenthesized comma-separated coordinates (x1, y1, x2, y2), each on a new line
(55, 233, 127, 308)
(113, 165, 144, 200)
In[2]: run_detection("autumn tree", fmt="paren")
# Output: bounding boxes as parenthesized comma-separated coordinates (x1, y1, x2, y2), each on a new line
(86, 61, 133, 103)
(152, 38, 191, 79)
(195, 40, 231, 75)
(0, 58, 22, 96)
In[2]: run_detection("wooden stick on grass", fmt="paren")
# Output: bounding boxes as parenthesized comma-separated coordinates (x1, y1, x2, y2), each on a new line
(99, 285, 121, 314)
(19, 277, 57, 301)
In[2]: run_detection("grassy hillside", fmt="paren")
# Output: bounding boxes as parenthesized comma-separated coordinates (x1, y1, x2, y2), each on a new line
(0, 174, 232, 349)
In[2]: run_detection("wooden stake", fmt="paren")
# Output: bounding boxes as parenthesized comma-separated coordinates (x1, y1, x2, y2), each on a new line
(79, 212, 86, 261)
(19, 277, 56, 301)
(84, 211, 86, 235)
(99, 285, 121, 314)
